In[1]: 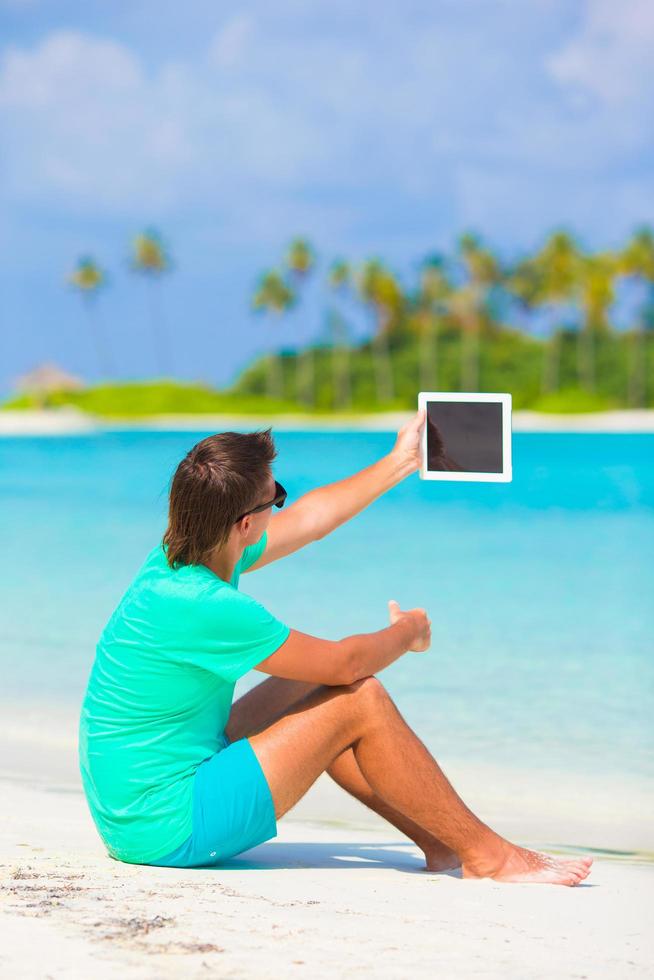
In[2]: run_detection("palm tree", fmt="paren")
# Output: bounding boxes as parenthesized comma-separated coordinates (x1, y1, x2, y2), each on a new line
(356, 259, 403, 404)
(286, 237, 315, 277)
(67, 256, 115, 377)
(252, 270, 296, 402)
(328, 259, 350, 291)
(129, 227, 173, 377)
(285, 238, 316, 408)
(326, 259, 353, 410)
(578, 251, 617, 392)
(453, 233, 501, 391)
(618, 227, 654, 407)
(414, 254, 453, 391)
(509, 231, 583, 394)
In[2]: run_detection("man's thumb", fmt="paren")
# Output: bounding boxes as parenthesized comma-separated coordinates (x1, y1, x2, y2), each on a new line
(388, 599, 399, 608)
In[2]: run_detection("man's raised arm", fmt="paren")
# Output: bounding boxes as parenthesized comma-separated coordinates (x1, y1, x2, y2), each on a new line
(246, 409, 425, 572)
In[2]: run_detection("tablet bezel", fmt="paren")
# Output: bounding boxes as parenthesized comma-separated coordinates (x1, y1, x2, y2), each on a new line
(418, 391, 512, 483)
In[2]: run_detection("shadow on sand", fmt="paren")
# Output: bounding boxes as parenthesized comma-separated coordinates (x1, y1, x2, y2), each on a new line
(189, 840, 597, 886)
(192, 839, 454, 875)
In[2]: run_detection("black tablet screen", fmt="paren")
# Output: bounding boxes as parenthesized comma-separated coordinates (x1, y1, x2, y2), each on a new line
(426, 401, 504, 473)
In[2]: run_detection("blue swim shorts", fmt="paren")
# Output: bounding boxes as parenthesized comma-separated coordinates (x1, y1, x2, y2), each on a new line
(148, 735, 278, 868)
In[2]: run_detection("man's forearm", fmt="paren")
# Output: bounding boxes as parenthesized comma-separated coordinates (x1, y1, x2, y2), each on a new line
(302, 452, 415, 540)
(339, 620, 415, 683)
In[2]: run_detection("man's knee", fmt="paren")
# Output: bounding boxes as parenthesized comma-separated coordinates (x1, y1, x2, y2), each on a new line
(323, 676, 391, 743)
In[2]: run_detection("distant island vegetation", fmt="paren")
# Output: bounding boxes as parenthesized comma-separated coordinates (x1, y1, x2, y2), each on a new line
(4, 228, 654, 416)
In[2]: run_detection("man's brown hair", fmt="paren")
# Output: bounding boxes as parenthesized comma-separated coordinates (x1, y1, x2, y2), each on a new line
(163, 428, 277, 569)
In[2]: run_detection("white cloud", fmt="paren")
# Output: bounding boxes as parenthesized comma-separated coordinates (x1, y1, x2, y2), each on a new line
(208, 14, 255, 69)
(0, 7, 652, 246)
(0, 32, 197, 211)
(0, 27, 339, 222)
(0, 31, 141, 108)
(547, 0, 654, 106)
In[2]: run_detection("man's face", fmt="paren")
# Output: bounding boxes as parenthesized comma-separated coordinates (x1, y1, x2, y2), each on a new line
(244, 472, 277, 538)
(260, 473, 277, 525)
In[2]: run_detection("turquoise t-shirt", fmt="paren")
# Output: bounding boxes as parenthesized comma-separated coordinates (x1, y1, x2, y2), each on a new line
(78, 530, 290, 865)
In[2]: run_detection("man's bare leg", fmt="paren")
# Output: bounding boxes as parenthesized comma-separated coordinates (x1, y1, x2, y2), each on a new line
(226, 677, 458, 871)
(326, 746, 459, 871)
(247, 677, 592, 885)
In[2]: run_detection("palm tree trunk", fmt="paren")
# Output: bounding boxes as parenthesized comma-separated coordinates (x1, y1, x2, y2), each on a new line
(337, 342, 351, 409)
(578, 325, 595, 391)
(266, 352, 283, 401)
(542, 329, 561, 394)
(265, 312, 287, 402)
(86, 300, 115, 378)
(294, 348, 311, 407)
(627, 326, 646, 407)
(329, 311, 351, 410)
(298, 348, 314, 408)
(147, 279, 171, 377)
(372, 308, 394, 404)
(419, 314, 438, 391)
(461, 316, 479, 391)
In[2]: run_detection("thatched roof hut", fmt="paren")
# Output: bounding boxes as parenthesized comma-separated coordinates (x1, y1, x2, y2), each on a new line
(15, 363, 84, 395)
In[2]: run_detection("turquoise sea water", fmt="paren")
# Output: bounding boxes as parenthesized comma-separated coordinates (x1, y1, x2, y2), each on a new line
(1, 429, 653, 799)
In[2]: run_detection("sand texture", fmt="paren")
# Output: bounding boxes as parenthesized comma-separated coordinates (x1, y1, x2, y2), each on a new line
(1, 778, 652, 979)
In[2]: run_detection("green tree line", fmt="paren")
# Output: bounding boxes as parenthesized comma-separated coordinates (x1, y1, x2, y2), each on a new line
(15, 225, 653, 415)
(245, 230, 654, 411)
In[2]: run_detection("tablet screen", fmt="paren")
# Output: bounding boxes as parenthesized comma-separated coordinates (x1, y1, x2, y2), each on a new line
(426, 400, 504, 473)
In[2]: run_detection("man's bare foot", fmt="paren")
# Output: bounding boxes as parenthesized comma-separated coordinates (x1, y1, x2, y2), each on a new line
(422, 842, 461, 873)
(462, 842, 593, 886)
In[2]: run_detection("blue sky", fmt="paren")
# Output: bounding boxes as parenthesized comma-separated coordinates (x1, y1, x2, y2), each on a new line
(1, 0, 653, 393)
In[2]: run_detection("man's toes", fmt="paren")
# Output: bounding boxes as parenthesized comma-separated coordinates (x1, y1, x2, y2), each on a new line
(556, 860, 590, 884)
(565, 863, 588, 879)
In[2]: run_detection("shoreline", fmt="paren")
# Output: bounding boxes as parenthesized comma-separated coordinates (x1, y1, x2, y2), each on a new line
(2, 769, 652, 866)
(1, 406, 654, 434)
(2, 700, 652, 857)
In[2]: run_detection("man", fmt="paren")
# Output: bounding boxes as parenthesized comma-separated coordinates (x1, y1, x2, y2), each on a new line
(79, 409, 591, 885)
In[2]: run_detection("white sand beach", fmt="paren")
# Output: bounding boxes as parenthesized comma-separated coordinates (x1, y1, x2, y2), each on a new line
(1, 773, 653, 980)
(1, 406, 654, 434)
(1, 701, 653, 979)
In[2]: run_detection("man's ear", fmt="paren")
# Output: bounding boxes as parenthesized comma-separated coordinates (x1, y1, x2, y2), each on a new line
(236, 515, 252, 540)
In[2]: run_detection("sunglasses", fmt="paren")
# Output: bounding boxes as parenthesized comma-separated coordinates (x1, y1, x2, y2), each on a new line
(234, 480, 287, 524)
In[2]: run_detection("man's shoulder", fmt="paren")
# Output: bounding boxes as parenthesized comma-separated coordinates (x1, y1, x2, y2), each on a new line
(138, 546, 253, 618)
(101, 545, 203, 627)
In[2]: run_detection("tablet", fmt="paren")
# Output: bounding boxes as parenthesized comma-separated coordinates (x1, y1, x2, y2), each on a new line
(418, 392, 512, 482)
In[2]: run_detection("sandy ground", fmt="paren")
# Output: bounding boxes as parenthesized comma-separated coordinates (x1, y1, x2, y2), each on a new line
(1, 702, 652, 977)
(1, 775, 653, 979)
(2, 406, 654, 433)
